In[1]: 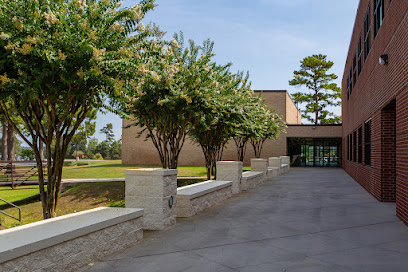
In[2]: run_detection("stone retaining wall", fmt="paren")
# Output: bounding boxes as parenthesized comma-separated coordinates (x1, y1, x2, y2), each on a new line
(177, 181, 233, 217)
(242, 171, 264, 190)
(0, 207, 144, 272)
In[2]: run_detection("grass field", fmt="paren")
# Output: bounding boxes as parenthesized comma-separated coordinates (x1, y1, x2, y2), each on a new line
(62, 160, 208, 179)
(0, 161, 249, 229)
(0, 182, 125, 228)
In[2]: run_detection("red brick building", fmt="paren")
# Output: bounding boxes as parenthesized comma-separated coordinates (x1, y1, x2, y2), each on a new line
(342, 0, 408, 225)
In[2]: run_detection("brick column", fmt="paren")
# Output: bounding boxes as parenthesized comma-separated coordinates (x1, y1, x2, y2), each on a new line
(216, 161, 243, 194)
(125, 168, 177, 230)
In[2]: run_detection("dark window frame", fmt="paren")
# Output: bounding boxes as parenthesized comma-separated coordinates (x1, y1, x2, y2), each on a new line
(358, 34, 363, 75)
(374, 0, 384, 37)
(349, 69, 353, 95)
(358, 126, 363, 164)
(365, 120, 372, 166)
(364, 5, 371, 60)
(353, 131, 357, 162)
(353, 53, 357, 86)
(347, 77, 350, 100)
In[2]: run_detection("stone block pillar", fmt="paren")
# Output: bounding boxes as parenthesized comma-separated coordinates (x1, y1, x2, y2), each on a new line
(280, 156, 290, 169)
(125, 168, 177, 230)
(251, 158, 268, 182)
(269, 157, 282, 176)
(216, 161, 243, 194)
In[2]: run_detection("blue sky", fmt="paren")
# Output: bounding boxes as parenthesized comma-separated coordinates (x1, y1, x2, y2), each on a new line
(96, 0, 359, 142)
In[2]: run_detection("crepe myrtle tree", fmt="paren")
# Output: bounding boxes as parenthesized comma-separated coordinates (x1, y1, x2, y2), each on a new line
(232, 91, 267, 162)
(234, 94, 286, 161)
(189, 66, 253, 180)
(122, 32, 217, 169)
(250, 108, 286, 158)
(0, 0, 159, 219)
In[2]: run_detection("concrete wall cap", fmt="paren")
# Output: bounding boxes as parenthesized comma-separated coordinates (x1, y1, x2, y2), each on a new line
(242, 171, 263, 178)
(250, 158, 268, 162)
(216, 161, 243, 166)
(0, 207, 143, 264)
(177, 180, 232, 199)
(125, 168, 178, 176)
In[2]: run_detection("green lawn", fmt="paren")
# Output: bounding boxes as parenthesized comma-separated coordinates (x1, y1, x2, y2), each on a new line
(0, 182, 125, 228)
(0, 161, 250, 228)
(62, 160, 208, 179)
(0, 185, 40, 209)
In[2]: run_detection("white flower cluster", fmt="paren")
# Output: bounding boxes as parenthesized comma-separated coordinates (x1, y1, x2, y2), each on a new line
(130, 4, 144, 21)
(150, 71, 160, 82)
(93, 48, 106, 62)
(0, 32, 9, 40)
(109, 22, 124, 32)
(75, 0, 88, 11)
(136, 23, 145, 32)
(43, 10, 59, 26)
(170, 39, 180, 50)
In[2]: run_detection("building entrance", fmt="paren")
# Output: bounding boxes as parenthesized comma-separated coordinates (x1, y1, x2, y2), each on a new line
(288, 138, 342, 167)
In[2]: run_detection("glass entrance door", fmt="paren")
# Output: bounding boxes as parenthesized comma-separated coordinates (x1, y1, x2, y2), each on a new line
(288, 138, 342, 167)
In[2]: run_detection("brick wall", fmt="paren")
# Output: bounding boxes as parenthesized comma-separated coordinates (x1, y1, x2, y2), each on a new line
(397, 89, 408, 224)
(285, 93, 302, 125)
(343, 112, 381, 201)
(342, 0, 408, 224)
(122, 90, 312, 166)
(381, 108, 396, 202)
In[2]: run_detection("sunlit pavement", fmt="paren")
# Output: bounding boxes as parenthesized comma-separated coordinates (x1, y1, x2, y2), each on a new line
(83, 168, 408, 272)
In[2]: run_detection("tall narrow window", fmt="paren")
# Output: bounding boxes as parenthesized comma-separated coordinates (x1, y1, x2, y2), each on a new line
(353, 53, 357, 86)
(349, 134, 352, 161)
(349, 69, 353, 95)
(347, 77, 350, 100)
(358, 126, 363, 164)
(364, 6, 371, 60)
(358, 34, 363, 75)
(353, 131, 357, 162)
(365, 120, 372, 165)
(374, 0, 384, 37)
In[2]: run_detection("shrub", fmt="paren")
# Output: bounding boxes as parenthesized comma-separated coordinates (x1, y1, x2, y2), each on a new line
(93, 153, 103, 160)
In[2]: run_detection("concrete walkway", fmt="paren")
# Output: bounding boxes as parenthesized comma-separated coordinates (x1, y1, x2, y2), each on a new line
(83, 168, 408, 272)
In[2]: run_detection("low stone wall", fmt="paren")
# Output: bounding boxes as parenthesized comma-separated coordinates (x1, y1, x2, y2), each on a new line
(267, 168, 275, 180)
(177, 181, 233, 218)
(241, 171, 264, 190)
(0, 207, 144, 272)
(281, 164, 289, 174)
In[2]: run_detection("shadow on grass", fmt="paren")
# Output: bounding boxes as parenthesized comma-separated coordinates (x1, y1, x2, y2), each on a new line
(61, 182, 125, 206)
(0, 194, 41, 210)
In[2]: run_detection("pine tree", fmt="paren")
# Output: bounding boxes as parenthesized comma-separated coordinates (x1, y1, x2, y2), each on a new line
(289, 54, 341, 125)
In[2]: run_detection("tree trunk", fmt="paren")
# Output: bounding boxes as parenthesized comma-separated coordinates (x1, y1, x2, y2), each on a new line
(251, 139, 266, 158)
(7, 125, 14, 161)
(1, 121, 7, 160)
(234, 136, 247, 162)
(39, 139, 44, 161)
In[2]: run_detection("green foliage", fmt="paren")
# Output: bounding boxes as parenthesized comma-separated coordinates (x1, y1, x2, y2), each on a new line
(72, 150, 84, 159)
(233, 94, 286, 161)
(289, 54, 341, 125)
(93, 153, 103, 160)
(122, 32, 221, 169)
(0, 0, 158, 218)
(20, 147, 36, 160)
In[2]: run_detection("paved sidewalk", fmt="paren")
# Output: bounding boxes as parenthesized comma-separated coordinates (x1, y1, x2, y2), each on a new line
(83, 168, 408, 272)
